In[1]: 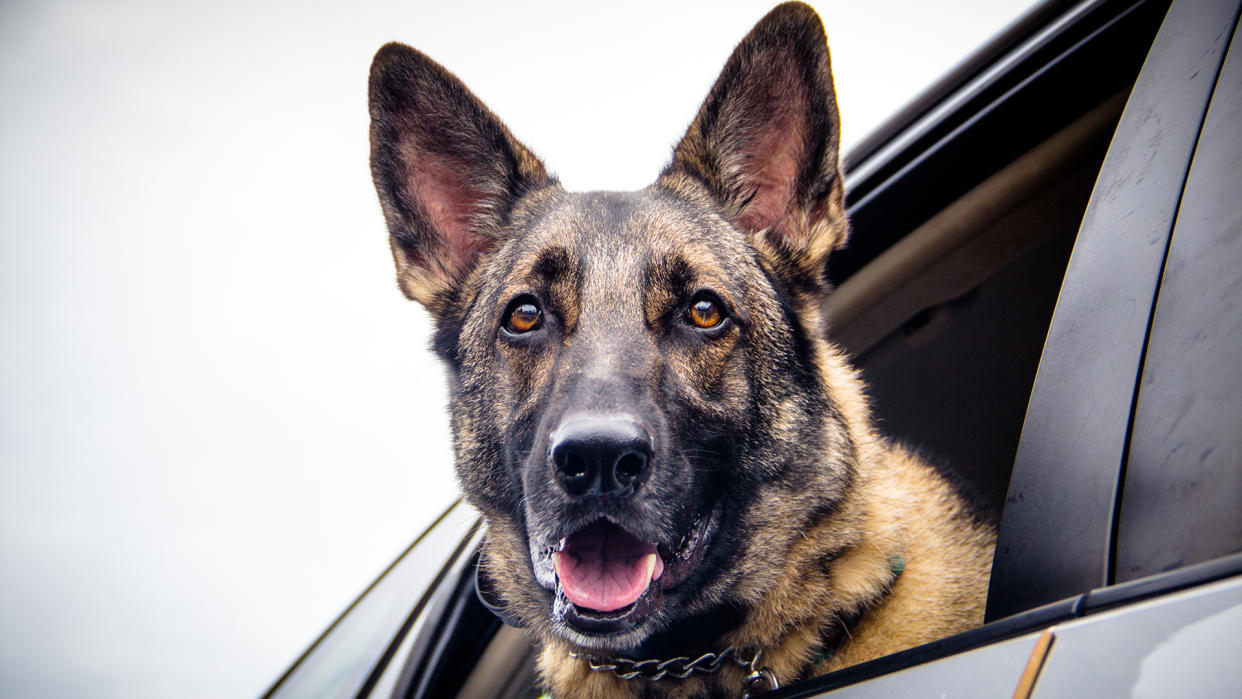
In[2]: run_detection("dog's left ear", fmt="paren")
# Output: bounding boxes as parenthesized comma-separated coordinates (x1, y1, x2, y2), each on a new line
(660, 2, 847, 288)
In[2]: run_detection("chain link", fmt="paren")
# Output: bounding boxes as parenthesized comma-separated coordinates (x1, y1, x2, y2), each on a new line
(741, 650, 780, 698)
(572, 646, 780, 695)
(571, 647, 739, 681)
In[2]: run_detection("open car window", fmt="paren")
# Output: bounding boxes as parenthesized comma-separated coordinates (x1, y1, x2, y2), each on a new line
(264, 0, 1242, 696)
(828, 0, 1173, 520)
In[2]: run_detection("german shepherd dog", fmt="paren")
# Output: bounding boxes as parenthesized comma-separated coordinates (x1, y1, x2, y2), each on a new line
(368, 3, 995, 696)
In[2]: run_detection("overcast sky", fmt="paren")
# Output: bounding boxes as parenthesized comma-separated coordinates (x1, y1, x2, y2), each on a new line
(0, 1, 1037, 696)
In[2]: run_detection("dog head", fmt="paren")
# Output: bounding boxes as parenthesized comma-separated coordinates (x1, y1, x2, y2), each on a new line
(368, 2, 856, 652)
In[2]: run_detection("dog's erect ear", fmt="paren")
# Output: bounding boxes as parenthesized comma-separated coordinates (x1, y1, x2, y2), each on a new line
(660, 2, 847, 286)
(369, 43, 555, 315)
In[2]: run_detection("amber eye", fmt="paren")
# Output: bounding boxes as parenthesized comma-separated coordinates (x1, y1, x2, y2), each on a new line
(503, 298, 543, 334)
(687, 295, 725, 329)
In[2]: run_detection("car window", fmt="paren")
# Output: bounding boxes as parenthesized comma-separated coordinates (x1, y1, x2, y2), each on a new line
(827, 0, 1172, 529)
(265, 502, 478, 699)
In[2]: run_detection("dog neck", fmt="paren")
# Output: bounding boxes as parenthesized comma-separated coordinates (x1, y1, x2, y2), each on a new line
(628, 604, 748, 659)
(557, 545, 906, 696)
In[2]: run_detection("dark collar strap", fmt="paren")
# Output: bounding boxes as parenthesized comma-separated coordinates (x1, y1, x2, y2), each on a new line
(475, 560, 527, 628)
(629, 603, 747, 659)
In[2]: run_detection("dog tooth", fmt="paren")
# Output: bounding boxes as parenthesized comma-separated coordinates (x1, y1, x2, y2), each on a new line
(645, 552, 662, 581)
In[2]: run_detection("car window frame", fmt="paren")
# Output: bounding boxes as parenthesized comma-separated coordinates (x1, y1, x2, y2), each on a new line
(1112, 8, 1242, 584)
(262, 500, 479, 699)
(986, 0, 1242, 621)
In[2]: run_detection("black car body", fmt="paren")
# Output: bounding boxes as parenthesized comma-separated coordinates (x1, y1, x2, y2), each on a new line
(265, 0, 1242, 695)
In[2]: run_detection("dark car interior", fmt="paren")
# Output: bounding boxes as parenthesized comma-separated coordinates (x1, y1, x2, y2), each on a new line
(829, 91, 1125, 518)
(827, 0, 1169, 518)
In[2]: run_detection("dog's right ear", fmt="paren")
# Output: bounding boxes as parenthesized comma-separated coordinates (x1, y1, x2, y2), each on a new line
(369, 43, 555, 316)
(659, 2, 847, 292)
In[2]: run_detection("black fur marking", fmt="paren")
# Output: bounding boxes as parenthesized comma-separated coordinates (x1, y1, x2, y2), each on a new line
(431, 313, 464, 365)
(631, 603, 747, 658)
(641, 253, 697, 332)
(532, 246, 577, 285)
(657, 255, 696, 298)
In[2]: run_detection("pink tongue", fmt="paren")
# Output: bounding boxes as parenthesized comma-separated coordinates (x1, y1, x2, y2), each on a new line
(553, 522, 665, 612)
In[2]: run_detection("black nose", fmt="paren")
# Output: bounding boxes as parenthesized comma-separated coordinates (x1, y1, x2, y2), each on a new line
(550, 417, 652, 498)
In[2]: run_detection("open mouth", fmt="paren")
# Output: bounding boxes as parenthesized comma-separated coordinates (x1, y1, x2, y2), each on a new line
(554, 522, 665, 612)
(547, 506, 720, 636)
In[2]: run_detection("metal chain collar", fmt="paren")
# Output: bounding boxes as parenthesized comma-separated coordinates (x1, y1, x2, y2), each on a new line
(568, 556, 901, 695)
(571, 647, 780, 697)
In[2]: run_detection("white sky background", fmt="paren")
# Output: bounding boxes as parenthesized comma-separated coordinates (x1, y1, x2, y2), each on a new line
(0, 0, 1037, 696)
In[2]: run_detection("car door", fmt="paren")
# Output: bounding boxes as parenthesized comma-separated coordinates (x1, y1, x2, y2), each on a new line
(987, 0, 1242, 619)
